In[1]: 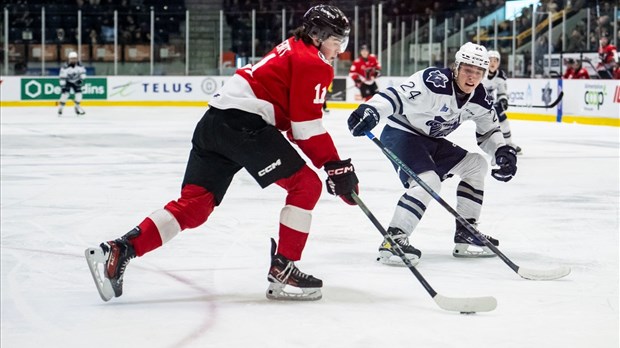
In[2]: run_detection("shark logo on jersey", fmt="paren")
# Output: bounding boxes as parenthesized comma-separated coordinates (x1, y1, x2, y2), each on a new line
(425, 70, 449, 88)
(425, 116, 460, 137)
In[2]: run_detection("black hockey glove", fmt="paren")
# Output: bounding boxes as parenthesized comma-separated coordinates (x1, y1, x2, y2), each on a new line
(498, 97, 508, 112)
(491, 145, 518, 182)
(324, 159, 359, 205)
(75, 79, 83, 88)
(347, 104, 380, 137)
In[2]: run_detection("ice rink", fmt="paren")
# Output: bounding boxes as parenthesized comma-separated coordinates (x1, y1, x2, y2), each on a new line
(1, 106, 618, 348)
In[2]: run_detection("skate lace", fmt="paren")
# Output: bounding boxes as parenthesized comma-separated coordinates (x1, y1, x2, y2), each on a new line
(392, 233, 410, 247)
(279, 261, 310, 282)
(117, 253, 135, 282)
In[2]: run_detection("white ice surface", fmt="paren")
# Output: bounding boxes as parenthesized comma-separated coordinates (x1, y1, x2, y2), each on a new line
(1, 107, 618, 348)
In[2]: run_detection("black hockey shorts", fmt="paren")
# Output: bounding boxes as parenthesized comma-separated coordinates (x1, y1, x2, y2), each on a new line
(182, 106, 306, 205)
(380, 125, 467, 188)
(61, 82, 82, 94)
(360, 82, 379, 99)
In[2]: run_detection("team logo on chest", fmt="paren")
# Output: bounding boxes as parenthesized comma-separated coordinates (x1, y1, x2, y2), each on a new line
(425, 115, 460, 137)
(484, 92, 494, 106)
(425, 70, 449, 88)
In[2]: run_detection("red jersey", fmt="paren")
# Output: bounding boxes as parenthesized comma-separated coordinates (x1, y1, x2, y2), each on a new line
(349, 54, 381, 84)
(598, 44, 618, 70)
(564, 67, 590, 79)
(562, 67, 575, 79)
(209, 37, 339, 168)
(572, 68, 590, 79)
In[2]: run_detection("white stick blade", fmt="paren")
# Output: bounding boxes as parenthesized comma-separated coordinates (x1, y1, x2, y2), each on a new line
(433, 294, 497, 313)
(518, 266, 571, 280)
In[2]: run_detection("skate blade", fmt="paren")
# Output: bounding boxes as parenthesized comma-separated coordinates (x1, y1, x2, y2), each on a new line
(85, 248, 115, 301)
(377, 251, 420, 266)
(452, 243, 497, 258)
(266, 282, 322, 301)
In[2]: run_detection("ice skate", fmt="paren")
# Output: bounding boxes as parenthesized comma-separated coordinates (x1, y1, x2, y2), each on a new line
(513, 144, 523, 155)
(508, 143, 523, 156)
(85, 228, 138, 301)
(57, 107, 63, 116)
(377, 227, 422, 266)
(75, 105, 86, 115)
(266, 238, 322, 301)
(452, 219, 498, 258)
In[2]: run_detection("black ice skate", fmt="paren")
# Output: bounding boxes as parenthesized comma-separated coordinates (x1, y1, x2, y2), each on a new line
(377, 227, 422, 266)
(453, 219, 498, 258)
(75, 105, 86, 115)
(266, 238, 322, 301)
(85, 228, 138, 301)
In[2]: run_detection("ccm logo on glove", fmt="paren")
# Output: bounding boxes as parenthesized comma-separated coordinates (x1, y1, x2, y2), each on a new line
(326, 165, 354, 176)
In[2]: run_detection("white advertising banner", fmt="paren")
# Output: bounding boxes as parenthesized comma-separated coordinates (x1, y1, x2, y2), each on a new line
(106, 76, 230, 102)
(562, 80, 620, 118)
(506, 78, 561, 116)
(0, 76, 21, 101)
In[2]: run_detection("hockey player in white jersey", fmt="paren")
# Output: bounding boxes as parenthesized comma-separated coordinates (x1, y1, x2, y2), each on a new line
(58, 51, 86, 116)
(482, 50, 521, 154)
(347, 42, 518, 264)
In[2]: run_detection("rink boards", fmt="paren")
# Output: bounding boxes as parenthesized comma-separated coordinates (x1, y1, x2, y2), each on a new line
(1, 75, 618, 127)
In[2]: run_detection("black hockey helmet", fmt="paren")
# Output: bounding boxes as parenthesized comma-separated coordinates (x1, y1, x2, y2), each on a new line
(302, 5, 350, 50)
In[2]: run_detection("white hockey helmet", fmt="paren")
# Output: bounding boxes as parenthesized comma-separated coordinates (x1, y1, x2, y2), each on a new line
(455, 42, 490, 72)
(68, 51, 78, 59)
(488, 50, 501, 62)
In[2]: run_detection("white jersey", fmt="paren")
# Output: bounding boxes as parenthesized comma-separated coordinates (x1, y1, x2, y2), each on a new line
(481, 69, 508, 106)
(366, 67, 505, 158)
(59, 62, 86, 84)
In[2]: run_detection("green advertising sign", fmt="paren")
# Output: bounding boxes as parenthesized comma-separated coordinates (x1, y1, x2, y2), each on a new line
(21, 78, 107, 100)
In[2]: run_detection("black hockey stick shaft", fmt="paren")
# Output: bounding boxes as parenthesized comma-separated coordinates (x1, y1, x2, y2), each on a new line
(351, 192, 498, 312)
(508, 91, 564, 108)
(363, 131, 521, 274)
(350, 192, 437, 298)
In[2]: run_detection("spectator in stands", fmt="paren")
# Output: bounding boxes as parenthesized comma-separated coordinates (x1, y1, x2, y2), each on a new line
(88, 28, 99, 45)
(566, 28, 585, 52)
(55, 28, 67, 44)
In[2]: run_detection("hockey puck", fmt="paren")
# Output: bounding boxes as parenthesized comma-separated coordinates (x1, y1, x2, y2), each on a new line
(460, 311, 476, 315)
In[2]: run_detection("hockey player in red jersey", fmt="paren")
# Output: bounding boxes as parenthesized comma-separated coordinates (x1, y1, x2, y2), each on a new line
(563, 58, 590, 79)
(597, 36, 618, 79)
(85, 5, 357, 302)
(349, 45, 381, 101)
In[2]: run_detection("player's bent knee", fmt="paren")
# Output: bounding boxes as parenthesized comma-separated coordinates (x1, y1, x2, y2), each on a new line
(165, 184, 216, 230)
(283, 165, 322, 210)
(417, 171, 442, 192)
(453, 153, 487, 180)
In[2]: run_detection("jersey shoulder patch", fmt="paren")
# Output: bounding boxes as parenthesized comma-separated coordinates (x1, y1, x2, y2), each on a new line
(470, 84, 494, 110)
(422, 68, 453, 95)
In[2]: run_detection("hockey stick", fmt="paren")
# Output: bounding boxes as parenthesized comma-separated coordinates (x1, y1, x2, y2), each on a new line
(351, 192, 497, 313)
(364, 131, 571, 281)
(508, 91, 564, 108)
